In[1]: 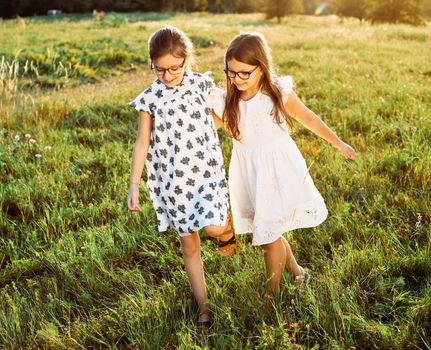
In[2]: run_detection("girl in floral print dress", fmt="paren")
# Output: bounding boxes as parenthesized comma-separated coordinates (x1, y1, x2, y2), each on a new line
(127, 26, 236, 327)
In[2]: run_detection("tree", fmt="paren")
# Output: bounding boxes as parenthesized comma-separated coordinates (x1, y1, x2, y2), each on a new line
(264, 0, 303, 23)
(331, 0, 367, 19)
(366, 0, 425, 24)
(0, 0, 16, 17)
(234, 0, 260, 13)
(194, 0, 208, 11)
(332, 0, 426, 24)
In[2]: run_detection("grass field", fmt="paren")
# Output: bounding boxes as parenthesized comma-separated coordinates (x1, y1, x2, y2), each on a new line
(1, 12, 430, 349)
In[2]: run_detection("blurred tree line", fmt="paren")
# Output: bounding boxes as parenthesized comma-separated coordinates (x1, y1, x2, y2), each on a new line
(1, 0, 429, 24)
(331, 0, 430, 25)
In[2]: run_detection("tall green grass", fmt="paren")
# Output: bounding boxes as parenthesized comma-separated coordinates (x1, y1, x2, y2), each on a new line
(1, 12, 430, 349)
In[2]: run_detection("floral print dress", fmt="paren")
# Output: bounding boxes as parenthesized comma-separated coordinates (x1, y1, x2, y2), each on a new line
(130, 72, 228, 235)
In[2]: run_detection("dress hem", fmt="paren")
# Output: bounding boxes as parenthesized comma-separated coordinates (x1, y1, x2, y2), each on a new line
(157, 215, 229, 237)
(234, 210, 328, 246)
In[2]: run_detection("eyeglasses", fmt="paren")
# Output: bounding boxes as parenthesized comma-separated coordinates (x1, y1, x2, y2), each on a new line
(224, 65, 259, 80)
(151, 58, 185, 76)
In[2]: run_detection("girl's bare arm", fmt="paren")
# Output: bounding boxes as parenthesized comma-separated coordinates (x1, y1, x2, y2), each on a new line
(130, 111, 153, 186)
(285, 91, 355, 160)
(213, 112, 224, 130)
(128, 111, 153, 211)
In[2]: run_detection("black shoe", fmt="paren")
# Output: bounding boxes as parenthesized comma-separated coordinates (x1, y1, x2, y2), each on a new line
(197, 312, 211, 329)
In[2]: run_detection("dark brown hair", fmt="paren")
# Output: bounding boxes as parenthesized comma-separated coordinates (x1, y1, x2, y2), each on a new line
(223, 32, 293, 140)
(148, 25, 193, 62)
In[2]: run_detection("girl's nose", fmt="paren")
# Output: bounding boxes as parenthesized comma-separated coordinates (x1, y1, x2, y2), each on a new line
(233, 75, 243, 84)
(163, 70, 174, 80)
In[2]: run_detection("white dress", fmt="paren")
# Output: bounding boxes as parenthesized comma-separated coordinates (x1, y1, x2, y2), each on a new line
(209, 76, 327, 245)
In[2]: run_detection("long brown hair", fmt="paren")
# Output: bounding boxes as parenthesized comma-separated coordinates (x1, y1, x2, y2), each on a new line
(148, 25, 193, 63)
(223, 33, 293, 140)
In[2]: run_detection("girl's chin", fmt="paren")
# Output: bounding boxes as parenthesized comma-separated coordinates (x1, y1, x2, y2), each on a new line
(234, 84, 248, 90)
(162, 78, 181, 87)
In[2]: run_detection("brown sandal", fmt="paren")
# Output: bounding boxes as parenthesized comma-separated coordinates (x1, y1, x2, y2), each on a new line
(217, 218, 237, 256)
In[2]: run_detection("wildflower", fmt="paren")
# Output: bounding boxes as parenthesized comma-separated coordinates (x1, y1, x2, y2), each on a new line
(44, 145, 52, 151)
(15, 134, 21, 141)
(35, 153, 42, 158)
(290, 322, 300, 330)
(29, 138, 36, 145)
(25, 133, 31, 138)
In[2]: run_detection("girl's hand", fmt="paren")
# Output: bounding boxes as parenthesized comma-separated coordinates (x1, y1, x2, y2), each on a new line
(336, 141, 356, 160)
(212, 112, 224, 130)
(127, 184, 141, 211)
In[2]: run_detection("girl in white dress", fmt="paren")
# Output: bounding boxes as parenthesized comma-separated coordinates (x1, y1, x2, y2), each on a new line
(127, 26, 236, 327)
(210, 32, 355, 299)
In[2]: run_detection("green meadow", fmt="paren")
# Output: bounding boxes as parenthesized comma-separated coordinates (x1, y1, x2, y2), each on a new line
(1, 12, 430, 349)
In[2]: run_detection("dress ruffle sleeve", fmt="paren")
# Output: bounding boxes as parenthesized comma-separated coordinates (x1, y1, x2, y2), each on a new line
(275, 76, 294, 104)
(129, 87, 153, 115)
(207, 86, 226, 118)
(200, 71, 225, 118)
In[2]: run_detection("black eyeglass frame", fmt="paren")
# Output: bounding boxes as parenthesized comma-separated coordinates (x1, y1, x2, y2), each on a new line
(224, 65, 259, 80)
(151, 58, 186, 76)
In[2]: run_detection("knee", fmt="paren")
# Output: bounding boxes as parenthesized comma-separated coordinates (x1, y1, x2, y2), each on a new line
(203, 225, 225, 238)
(263, 238, 282, 251)
(181, 236, 200, 257)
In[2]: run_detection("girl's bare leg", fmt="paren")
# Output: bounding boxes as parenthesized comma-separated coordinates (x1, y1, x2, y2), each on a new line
(281, 236, 303, 277)
(204, 218, 237, 256)
(180, 233, 208, 314)
(203, 221, 232, 241)
(263, 237, 287, 294)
